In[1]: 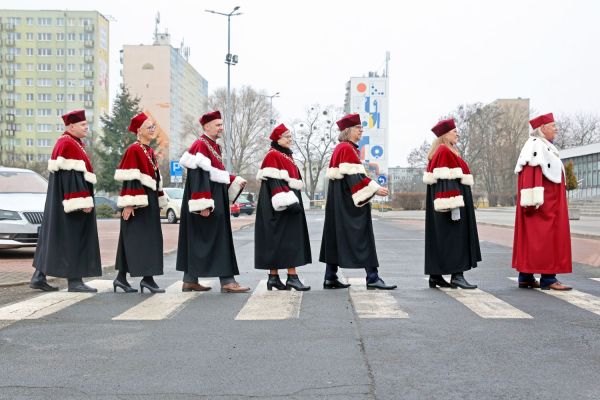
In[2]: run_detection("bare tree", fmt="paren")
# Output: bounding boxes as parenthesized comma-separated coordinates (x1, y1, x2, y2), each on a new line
(180, 113, 201, 153)
(292, 104, 342, 200)
(209, 86, 272, 175)
(406, 140, 430, 169)
(556, 112, 600, 148)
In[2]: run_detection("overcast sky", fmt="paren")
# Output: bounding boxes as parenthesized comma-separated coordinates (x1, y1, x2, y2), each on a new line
(16, 0, 600, 166)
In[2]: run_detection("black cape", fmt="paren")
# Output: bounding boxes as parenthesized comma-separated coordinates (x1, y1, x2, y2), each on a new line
(254, 179, 311, 269)
(33, 170, 102, 278)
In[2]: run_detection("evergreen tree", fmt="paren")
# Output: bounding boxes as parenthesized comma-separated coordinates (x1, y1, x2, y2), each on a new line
(565, 160, 578, 191)
(96, 85, 141, 193)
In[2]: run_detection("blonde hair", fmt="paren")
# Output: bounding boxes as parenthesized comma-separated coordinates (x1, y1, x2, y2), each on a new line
(338, 127, 353, 142)
(427, 134, 459, 160)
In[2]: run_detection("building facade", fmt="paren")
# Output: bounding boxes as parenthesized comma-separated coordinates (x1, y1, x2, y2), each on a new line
(388, 166, 426, 194)
(561, 142, 600, 199)
(121, 32, 208, 185)
(344, 72, 389, 183)
(0, 9, 109, 165)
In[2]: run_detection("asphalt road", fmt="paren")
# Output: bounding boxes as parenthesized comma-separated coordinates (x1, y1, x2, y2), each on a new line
(0, 213, 599, 399)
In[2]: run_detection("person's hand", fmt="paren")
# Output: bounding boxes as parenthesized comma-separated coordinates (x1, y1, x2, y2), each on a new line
(199, 209, 211, 217)
(82, 207, 93, 214)
(122, 206, 135, 220)
(376, 187, 389, 197)
(240, 181, 247, 190)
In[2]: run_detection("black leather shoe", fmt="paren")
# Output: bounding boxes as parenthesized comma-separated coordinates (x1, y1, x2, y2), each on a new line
(140, 279, 165, 294)
(29, 280, 59, 291)
(451, 274, 477, 289)
(286, 274, 311, 291)
(267, 274, 286, 291)
(68, 281, 98, 293)
(428, 275, 456, 289)
(113, 279, 138, 293)
(366, 278, 397, 290)
(323, 279, 351, 289)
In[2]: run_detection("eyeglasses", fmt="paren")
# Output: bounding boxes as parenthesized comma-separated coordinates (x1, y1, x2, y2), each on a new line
(146, 124, 157, 131)
(281, 135, 293, 139)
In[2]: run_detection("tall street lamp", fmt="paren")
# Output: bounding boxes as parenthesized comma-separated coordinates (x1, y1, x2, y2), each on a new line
(259, 92, 280, 127)
(205, 6, 242, 172)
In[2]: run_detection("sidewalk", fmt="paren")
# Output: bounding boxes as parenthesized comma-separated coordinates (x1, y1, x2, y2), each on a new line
(0, 216, 255, 287)
(375, 207, 600, 268)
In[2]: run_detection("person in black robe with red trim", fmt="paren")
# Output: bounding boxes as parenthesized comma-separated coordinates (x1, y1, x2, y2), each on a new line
(30, 110, 101, 292)
(319, 114, 396, 290)
(176, 110, 250, 293)
(255, 123, 311, 291)
(423, 118, 480, 289)
(113, 112, 167, 294)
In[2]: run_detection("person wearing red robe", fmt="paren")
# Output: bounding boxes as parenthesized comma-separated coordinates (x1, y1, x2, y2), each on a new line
(512, 113, 572, 290)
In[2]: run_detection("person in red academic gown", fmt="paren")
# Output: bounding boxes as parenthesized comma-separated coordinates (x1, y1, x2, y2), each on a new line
(423, 118, 480, 289)
(254, 123, 311, 291)
(113, 112, 167, 293)
(319, 114, 396, 290)
(176, 110, 250, 293)
(512, 113, 572, 290)
(30, 110, 101, 292)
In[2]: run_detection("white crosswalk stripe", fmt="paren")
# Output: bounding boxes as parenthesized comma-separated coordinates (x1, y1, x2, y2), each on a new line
(0, 279, 113, 321)
(112, 281, 213, 321)
(509, 277, 600, 316)
(348, 278, 408, 319)
(438, 287, 532, 319)
(590, 278, 600, 283)
(235, 279, 302, 320)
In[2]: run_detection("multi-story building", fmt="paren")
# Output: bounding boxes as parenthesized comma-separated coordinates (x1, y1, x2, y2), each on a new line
(121, 32, 208, 185)
(0, 9, 109, 165)
(343, 71, 389, 184)
(561, 142, 600, 199)
(388, 166, 426, 194)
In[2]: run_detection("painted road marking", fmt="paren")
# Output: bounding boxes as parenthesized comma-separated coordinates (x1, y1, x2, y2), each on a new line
(439, 287, 532, 319)
(348, 278, 408, 319)
(235, 279, 302, 320)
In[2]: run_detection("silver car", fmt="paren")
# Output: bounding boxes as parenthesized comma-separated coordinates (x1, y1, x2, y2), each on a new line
(0, 166, 47, 249)
(159, 187, 183, 223)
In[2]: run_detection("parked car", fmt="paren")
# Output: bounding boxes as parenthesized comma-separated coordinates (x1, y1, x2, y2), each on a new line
(230, 203, 240, 218)
(159, 187, 183, 223)
(95, 196, 118, 212)
(0, 166, 47, 249)
(236, 192, 256, 215)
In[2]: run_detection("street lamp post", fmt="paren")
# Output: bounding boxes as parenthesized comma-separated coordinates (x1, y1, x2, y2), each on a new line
(205, 6, 242, 172)
(259, 92, 280, 127)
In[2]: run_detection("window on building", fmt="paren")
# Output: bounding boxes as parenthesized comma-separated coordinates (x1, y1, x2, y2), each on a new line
(26, 32, 34, 40)
(56, 64, 65, 72)
(26, 48, 34, 56)
(56, 109, 65, 116)
(38, 18, 52, 26)
(37, 139, 53, 147)
(37, 109, 52, 117)
(67, 33, 76, 41)
(37, 63, 52, 71)
(26, 63, 34, 71)
(68, 18, 76, 26)
(56, 79, 65, 87)
(56, 18, 65, 26)
(67, 94, 76, 102)
(26, 17, 34, 25)
(56, 124, 63, 132)
(56, 33, 65, 41)
(80, 18, 93, 26)
(37, 32, 52, 41)
(26, 109, 34, 116)
(25, 78, 33, 86)
(37, 93, 52, 102)
(26, 138, 34, 147)
(67, 64, 75, 72)
(57, 48, 65, 56)
(37, 48, 53, 56)
(7, 48, 22, 56)
(37, 78, 52, 87)
(67, 48, 76, 56)
(26, 93, 34, 102)
(56, 94, 65, 102)
(37, 124, 53, 132)
(8, 17, 22, 25)
(26, 124, 33, 132)
(67, 79, 76, 87)
(37, 154, 51, 162)
(7, 32, 22, 40)
(26, 154, 35, 162)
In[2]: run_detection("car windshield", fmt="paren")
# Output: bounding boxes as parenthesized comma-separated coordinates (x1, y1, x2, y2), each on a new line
(165, 188, 184, 199)
(0, 171, 48, 193)
(238, 193, 253, 203)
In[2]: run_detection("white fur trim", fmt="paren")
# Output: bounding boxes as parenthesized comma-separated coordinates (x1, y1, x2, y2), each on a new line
(520, 187, 544, 207)
(423, 168, 473, 186)
(256, 167, 304, 190)
(352, 180, 381, 207)
(63, 196, 94, 213)
(423, 172, 437, 185)
(271, 190, 299, 211)
(514, 136, 563, 183)
(326, 163, 367, 180)
(461, 174, 474, 186)
(114, 169, 157, 190)
(48, 157, 97, 184)
(434, 195, 465, 211)
(180, 151, 230, 184)
(117, 195, 149, 208)
(189, 198, 215, 213)
(158, 195, 168, 208)
(228, 176, 246, 202)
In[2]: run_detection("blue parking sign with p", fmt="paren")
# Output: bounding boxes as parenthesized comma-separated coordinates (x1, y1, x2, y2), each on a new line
(170, 160, 182, 176)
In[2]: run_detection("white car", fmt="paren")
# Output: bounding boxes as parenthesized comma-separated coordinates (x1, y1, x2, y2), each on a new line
(0, 166, 47, 249)
(160, 187, 183, 223)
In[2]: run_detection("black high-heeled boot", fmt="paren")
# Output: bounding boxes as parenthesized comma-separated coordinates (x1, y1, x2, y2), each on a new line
(428, 275, 456, 288)
(450, 273, 477, 289)
(267, 274, 286, 291)
(140, 276, 165, 293)
(286, 274, 311, 291)
(113, 278, 138, 293)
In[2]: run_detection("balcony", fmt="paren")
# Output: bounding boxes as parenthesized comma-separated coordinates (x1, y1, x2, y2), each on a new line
(84, 55, 94, 63)
(84, 40, 94, 48)
(5, 69, 15, 77)
(6, 39, 15, 47)
(6, 85, 14, 92)
(6, 99, 15, 107)
(84, 24, 95, 33)
(84, 70, 94, 78)
(84, 100, 94, 108)
(4, 129, 16, 137)
(5, 23, 15, 31)
(84, 86, 94, 93)
(6, 54, 15, 62)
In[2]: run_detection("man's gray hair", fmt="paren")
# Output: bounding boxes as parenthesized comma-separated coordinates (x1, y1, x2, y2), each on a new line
(338, 127, 353, 142)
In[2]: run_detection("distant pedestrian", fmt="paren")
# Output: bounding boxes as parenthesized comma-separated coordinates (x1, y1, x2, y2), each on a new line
(254, 123, 311, 291)
(30, 110, 101, 292)
(423, 118, 480, 289)
(512, 113, 572, 290)
(113, 112, 166, 293)
(319, 114, 396, 290)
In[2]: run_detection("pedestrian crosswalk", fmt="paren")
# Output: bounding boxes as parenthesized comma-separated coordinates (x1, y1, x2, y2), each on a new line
(1, 277, 600, 324)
